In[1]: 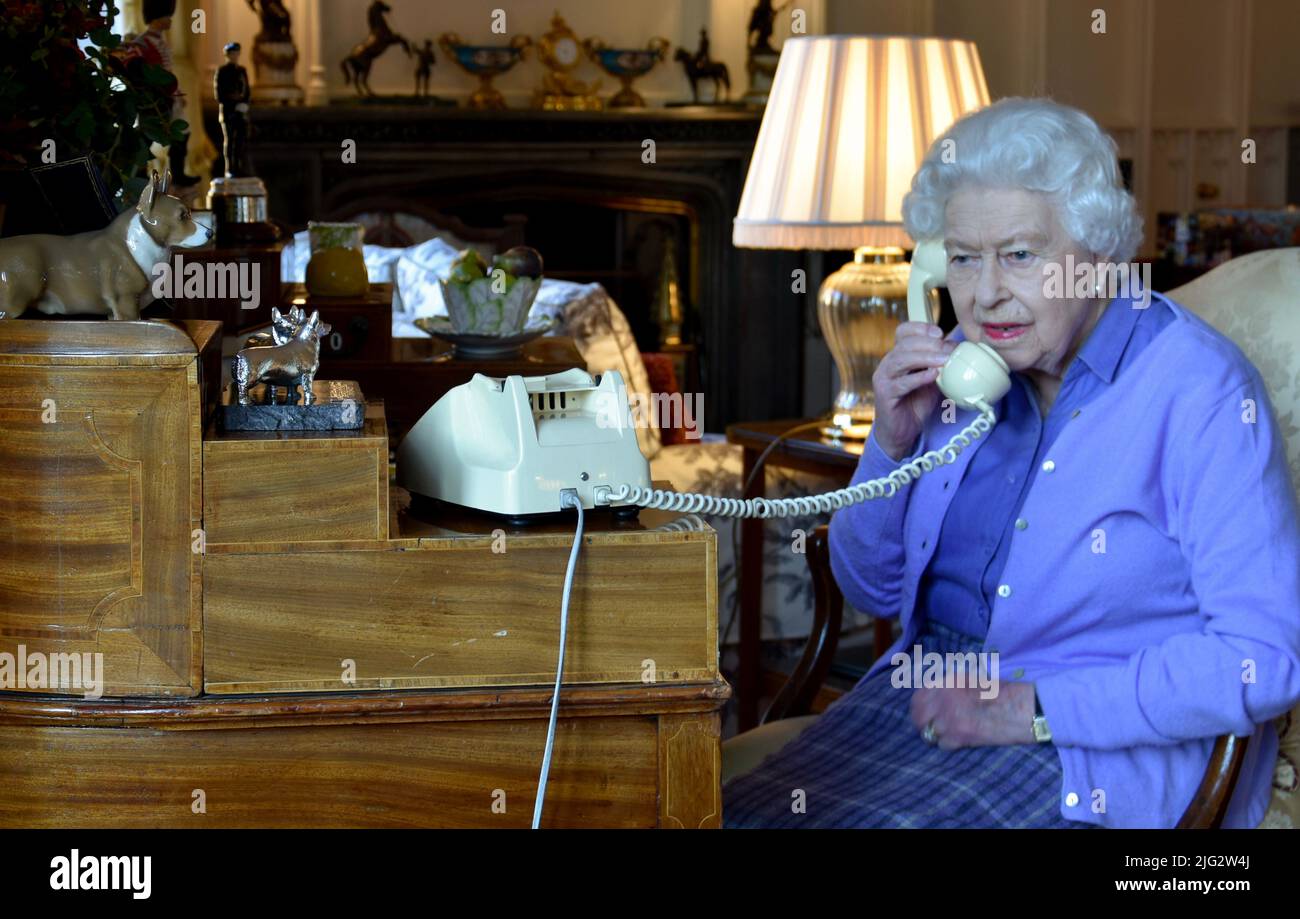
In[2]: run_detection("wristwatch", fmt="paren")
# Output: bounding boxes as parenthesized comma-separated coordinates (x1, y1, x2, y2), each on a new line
(1032, 689, 1052, 743)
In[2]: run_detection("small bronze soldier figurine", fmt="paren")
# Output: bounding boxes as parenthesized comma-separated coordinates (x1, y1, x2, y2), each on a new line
(216, 42, 253, 177)
(414, 39, 436, 96)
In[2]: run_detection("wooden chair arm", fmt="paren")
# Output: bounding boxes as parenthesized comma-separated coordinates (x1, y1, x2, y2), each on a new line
(762, 524, 843, 724)
(1176, 733, 1249, 828)
(768, 525, 1249, 828)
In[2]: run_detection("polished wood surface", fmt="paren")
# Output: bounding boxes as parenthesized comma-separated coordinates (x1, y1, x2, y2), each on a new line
(763, 525, 845, 724)
(281, 282, 395, 361)
(2, 320, 724, 826)
(167, 240, 285, 332)
(203, 500, 718, 694)
(1176, 734, 1251, 829)
(726, 418, 865, 472)
(0, 682, 726, 828)
(0, 681, 733, 831)
(203, 401, 389, 545)
(0, 320, 219, 697)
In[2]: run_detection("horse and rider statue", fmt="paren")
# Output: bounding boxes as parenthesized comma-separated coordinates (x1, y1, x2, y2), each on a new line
(674, 28, 731, 104)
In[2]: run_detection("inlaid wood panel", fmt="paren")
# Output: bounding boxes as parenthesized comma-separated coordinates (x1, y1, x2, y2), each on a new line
(202, 403, 389, 545)
(203, 528, 718, 693)
(0, 682, 731, 828)
(0, 716, 660, 828)
(659, 712, 722, 829)
(0, 321, 214, 696)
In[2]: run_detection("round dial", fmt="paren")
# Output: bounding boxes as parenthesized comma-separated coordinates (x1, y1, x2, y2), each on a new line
(554, 36, 578, 66)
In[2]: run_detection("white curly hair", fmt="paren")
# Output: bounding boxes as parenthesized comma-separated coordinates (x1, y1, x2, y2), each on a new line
(901, 97, 1143, 263)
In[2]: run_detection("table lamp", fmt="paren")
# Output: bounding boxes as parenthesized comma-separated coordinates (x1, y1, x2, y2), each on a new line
(733, 35, 990, 439)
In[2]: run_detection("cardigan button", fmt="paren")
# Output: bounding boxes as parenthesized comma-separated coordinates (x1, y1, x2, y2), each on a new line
(1065, 792, 1080, 807)
(1015, 517, 1028, 530)
(1041, 459, 1056, 473)
(997, 584, 1012, 598)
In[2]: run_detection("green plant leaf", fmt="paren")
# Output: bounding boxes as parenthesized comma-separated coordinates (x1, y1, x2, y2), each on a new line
(141, 63, 173, 87)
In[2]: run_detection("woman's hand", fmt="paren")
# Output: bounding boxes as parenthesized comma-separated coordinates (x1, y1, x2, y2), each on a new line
(871, 323, 957, 461)
(909, 681, 1037, 749)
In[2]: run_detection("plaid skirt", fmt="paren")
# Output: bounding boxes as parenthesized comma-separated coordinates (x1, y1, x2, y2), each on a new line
(723, 619, 1098, 829)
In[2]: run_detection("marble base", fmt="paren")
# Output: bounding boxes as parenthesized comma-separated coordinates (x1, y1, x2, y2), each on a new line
(221, 380, 365, 432)
(251, 40, 304, 106)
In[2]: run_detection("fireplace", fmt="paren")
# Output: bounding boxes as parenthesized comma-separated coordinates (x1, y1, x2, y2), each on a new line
(203, 105, 807, 431)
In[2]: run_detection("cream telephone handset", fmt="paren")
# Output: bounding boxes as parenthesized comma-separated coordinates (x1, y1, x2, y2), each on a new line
(907, 239, 1012, 411)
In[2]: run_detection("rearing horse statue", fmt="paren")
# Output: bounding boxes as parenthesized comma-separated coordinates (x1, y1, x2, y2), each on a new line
(341, 0, 411, 96)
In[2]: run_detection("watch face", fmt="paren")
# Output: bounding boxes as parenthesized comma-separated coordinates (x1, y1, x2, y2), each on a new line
(554, 37, 578, 66)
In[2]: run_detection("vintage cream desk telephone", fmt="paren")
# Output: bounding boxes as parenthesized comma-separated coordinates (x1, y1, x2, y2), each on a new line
(396, 240, 1012, 827)
(397, 239, 1012, 522)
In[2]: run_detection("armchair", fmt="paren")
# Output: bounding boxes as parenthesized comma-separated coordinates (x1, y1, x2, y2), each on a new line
(723, 248, 1300, 829)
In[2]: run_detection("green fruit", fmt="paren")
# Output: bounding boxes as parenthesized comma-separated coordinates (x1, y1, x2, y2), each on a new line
(448, 248, 489, 284)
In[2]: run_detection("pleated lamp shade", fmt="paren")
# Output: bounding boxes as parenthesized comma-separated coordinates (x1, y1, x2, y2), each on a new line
(733, 35, 990, 250)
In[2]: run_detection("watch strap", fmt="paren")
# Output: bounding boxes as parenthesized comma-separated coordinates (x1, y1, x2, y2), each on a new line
(1032, 689, 1052, 743)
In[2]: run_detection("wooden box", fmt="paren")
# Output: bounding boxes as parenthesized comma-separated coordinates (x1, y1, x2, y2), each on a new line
(0, 320, 221, 697)
(202, 501, 718, 694)
(202, 400, 389, 545)
(168, 239, 285, 330)
(282, 282, 393, 362)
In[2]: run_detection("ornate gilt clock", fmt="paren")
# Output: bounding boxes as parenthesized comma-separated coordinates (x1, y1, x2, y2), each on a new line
(534, 12, 603, 111)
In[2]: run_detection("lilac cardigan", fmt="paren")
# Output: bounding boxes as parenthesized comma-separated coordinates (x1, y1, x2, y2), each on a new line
(829, 292, 1300, 828)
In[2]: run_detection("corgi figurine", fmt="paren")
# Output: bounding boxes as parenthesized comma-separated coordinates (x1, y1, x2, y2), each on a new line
(0, 169, 212, 321)
(243, 305, 306, 349)
(233, 309, 332, 406)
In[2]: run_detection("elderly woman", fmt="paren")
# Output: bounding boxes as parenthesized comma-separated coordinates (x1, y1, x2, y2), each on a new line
(723, 97, 1300, 829)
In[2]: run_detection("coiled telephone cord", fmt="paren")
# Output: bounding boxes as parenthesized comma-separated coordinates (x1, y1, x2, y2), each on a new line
(608, 402, 996, 519)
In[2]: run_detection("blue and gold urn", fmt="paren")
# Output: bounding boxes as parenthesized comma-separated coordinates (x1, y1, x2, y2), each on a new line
(439, 33, 531, 110)
(582, 37, 670, 108)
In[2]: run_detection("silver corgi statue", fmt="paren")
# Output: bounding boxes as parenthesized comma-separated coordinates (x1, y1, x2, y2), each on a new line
(242, 305, 306, 350)
(232, 309, 332, 405)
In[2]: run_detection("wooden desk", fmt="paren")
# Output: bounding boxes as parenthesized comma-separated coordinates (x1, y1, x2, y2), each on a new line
(0, 680, 726, 828)
(725, 419, 862, 732)
(0, 496, 726, 828)
(0, 323, 724, 826)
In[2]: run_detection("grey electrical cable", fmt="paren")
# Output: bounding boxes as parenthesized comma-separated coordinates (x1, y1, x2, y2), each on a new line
(532, 490, 584, 829)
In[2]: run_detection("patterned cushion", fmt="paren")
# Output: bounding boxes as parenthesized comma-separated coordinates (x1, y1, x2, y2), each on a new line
(1166, 247, 1300, 829)
(560, 283, 661, 461)
(640, 353, 686, 446)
